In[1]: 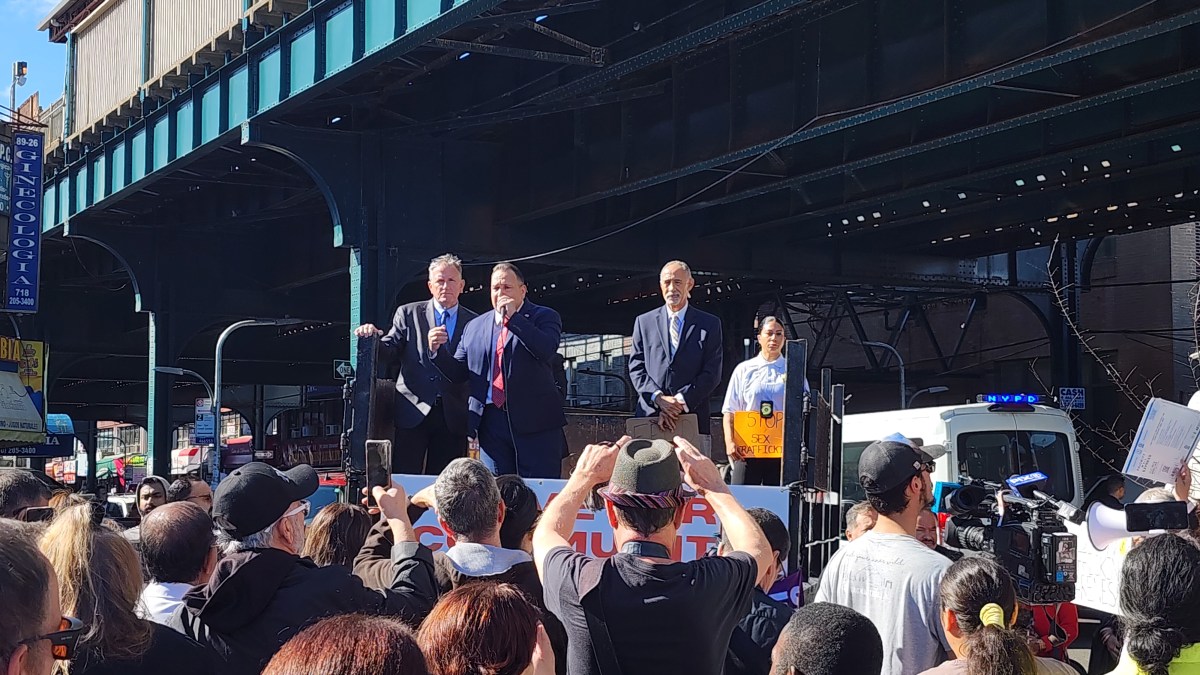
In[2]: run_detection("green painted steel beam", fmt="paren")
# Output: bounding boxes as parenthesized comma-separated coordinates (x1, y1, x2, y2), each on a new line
(47, 0, 506, 228)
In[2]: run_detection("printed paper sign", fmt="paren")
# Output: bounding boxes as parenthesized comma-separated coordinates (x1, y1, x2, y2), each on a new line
(730, 412, 783, 459)
(1123, 398, 1200, 484)
(1065, 519, 1130, 616)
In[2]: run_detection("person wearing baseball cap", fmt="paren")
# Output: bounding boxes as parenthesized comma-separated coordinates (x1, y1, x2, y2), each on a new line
(533, 436, 773, 675)
(814, 440, 953, 675)
(167, 463, 438, 675)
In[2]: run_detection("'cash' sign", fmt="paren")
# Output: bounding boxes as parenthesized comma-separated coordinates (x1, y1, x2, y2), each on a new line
(6, 132, 43, 313)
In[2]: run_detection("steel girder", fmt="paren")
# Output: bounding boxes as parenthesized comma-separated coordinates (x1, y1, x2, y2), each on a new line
(499, 5, 1200, 225)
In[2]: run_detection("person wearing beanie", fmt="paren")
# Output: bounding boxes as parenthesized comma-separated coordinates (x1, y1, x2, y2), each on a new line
(122, 475, 172, 550)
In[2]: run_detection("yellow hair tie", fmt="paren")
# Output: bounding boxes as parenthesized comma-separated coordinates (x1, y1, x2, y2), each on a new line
(978, 603, 1006, 628)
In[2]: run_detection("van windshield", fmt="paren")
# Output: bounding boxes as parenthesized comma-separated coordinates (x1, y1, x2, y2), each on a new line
(840, 431, 1075, 504)
(956, 431, 1074, 502)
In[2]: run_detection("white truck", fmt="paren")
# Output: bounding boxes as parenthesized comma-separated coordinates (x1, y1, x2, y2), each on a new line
(841, 400, 1085, 506)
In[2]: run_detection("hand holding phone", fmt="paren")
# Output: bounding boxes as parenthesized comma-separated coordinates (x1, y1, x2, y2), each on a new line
(365, 440, 393, 508)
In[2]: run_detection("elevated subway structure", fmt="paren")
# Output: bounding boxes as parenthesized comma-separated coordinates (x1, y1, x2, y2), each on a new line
(33, 0, 1200, 477)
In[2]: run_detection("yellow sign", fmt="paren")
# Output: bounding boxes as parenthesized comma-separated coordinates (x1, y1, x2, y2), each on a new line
(0, 339, 46, 445)
(730, 411, 783, 459)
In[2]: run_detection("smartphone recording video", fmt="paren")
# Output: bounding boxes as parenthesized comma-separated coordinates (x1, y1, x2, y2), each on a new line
(1125, 501, 1190, 532)
(365, 440, 393, 508)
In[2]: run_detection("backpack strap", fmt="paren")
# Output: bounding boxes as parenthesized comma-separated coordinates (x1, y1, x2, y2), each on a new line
(577, 557, 625, 675)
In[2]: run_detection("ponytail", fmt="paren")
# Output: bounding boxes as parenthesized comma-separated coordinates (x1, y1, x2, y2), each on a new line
(961, 621, 1036, 675)
(940, 557, 1036, 675)
(1120, 534, 1200, 675)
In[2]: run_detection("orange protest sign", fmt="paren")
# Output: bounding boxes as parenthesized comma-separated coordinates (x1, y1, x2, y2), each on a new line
(730, 412, 784, 458)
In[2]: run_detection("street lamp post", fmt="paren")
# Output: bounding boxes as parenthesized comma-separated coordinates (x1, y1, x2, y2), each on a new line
(862, 341, 906, 409)
(9, 61, 28, 119)
(210, 318, 301, 489)
(907, 385, 949, 409)
(153, 366, 215, 479)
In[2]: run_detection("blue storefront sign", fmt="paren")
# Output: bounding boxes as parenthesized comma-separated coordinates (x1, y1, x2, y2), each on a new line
(0, 414, 74, 458)
(5, 131, 43, 313)
(0, 139, 12, 215)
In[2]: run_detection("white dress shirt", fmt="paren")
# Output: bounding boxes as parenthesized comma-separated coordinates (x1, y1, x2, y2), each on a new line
(432, 299, 458, 337)
(137, 581, 193, 625)
(486, 301, 524, 405)
(655, 304, 690, 411)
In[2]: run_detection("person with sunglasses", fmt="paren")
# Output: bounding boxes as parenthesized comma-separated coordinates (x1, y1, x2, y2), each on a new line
(0, 520, 77, 675)
(168, 463, 438, 675)
(167, 476, 214, 515)
(814, 439, 953, 675)
(38, 503, 214, 675)
(0, 469, 52, 521)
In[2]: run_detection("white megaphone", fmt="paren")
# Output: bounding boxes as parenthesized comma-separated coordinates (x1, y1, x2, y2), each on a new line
(1085, 502, 1131, 551)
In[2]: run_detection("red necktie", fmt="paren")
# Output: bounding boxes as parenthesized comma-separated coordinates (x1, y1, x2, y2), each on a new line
(491, 322, 508, 408)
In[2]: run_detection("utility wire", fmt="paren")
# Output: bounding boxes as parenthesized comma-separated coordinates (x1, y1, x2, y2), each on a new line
(468, 0, 1163, 266)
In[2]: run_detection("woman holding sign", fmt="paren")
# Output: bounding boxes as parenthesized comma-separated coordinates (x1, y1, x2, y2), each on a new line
(722, 316, 788, 485)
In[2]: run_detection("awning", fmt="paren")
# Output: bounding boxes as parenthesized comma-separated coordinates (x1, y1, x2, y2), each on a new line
(0, 413, 74, 458)
(171, 447, 205, 474)
(222, 453, 254, 469)
(0, 339, 46, 445)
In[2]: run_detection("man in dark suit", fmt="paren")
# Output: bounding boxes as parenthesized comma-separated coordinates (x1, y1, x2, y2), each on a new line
(432, 262, 566, 478)
(355, 253, 478, 474)
(628, 260, 724, 453)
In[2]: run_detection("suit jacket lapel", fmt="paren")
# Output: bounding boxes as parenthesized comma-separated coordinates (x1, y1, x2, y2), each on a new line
(658, 305, 671, 361)
(418, 301, 434, 359)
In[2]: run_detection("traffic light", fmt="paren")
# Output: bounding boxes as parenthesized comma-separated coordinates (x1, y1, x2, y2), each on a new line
(13, 61, 28, 86)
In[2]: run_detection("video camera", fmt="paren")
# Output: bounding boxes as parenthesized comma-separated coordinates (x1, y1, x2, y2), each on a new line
(936, 472, 1080, 605)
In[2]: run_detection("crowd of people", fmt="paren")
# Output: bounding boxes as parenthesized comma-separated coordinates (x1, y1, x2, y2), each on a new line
(0, 430, 1197, 675)
(3, 249, 1200, 674)
(356, 253, 793, 485)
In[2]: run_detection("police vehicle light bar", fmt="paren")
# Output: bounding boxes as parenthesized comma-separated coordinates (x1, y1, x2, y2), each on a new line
(977, 393, 1040, 404)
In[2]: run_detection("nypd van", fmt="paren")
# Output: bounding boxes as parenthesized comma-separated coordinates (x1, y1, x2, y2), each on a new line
(841, 395, 1085, 506)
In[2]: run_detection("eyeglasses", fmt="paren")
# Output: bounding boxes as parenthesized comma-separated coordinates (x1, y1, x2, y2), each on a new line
(921, 461, 936, 474)
(17, 617, 84, 661)
(281, 500, 310, 519)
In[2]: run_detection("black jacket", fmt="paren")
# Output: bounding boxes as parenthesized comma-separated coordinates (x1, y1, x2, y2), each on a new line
(355, 520, 568, 675)
(74, 623, 214, 675)
(378, 299, 476, 431)
(725, 589, 794, 675)
(170, 542, 436, 675)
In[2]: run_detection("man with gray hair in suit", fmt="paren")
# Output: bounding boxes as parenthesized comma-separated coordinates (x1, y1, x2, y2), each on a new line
(355, 253, 479, 474)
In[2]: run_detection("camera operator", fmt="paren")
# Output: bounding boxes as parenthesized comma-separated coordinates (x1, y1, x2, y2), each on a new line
(815, 439, 952, 675)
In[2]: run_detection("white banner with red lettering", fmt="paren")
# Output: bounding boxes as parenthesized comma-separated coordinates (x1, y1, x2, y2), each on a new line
(393, 474, 790, 562)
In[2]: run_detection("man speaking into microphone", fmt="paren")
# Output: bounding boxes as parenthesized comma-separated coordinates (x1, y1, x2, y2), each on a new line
(432, 262, 567, 478)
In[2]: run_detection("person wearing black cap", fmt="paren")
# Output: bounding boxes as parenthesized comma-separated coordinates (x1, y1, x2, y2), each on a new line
(167, 462, 438, 675)
(813, 439, 952, 675)
(534, 436, 773, 675)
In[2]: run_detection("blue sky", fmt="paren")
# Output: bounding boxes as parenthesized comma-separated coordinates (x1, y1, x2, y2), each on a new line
(1, 0, 67, 110)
